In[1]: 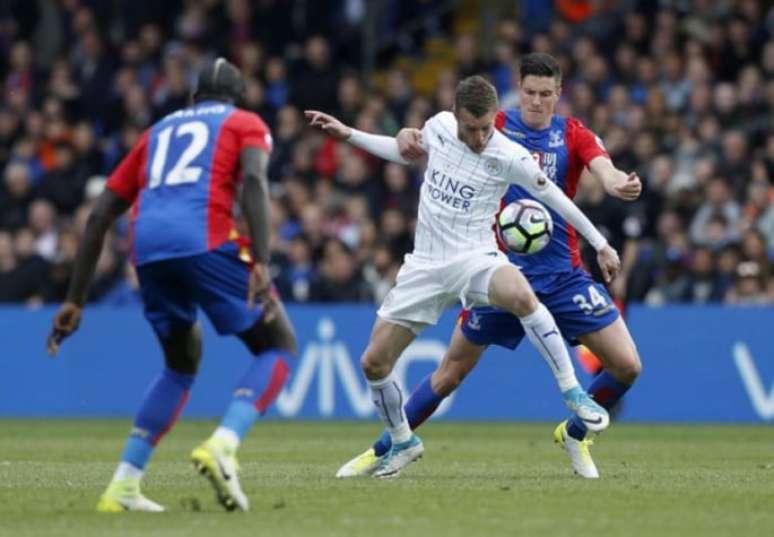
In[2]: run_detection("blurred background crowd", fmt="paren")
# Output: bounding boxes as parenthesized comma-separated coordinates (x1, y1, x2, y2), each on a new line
(0, 0, 772, 307)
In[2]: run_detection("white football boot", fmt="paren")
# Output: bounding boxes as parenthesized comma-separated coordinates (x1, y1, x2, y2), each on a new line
(554, 420, 599, 479)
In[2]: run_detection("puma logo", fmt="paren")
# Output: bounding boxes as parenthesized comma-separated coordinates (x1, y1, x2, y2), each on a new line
(217, 459, 232, 481)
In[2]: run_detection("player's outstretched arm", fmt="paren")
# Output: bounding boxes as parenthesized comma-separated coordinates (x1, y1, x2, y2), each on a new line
(304, 110, 410, 165)
(588, 156, 641, 201)
(47, 190, 130, 356)
(532, 176, 621, 282)
(506, 152, 621, 282)
(239, 146, 276, 321)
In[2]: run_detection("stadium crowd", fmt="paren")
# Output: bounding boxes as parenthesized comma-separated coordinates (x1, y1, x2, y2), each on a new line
(0, 0, 772, 306)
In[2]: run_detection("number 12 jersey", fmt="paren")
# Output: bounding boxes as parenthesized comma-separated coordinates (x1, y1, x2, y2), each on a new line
(106, 101, 272, 266)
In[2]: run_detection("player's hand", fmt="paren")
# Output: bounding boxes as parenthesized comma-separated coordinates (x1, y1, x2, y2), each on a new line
(607, 171, 642, 201)
(396, 128, 427, 161)
(248, 262, 277, 323)
(46, 302, 83, 357)
(304, 110, 352, 141)
(596, 244, 621, 284)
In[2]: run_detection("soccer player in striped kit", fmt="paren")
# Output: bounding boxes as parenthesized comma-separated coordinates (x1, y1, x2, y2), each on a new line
(307, 74, 620, 478)
(47, 59, 296, 512)
(339, 54, 642, 480)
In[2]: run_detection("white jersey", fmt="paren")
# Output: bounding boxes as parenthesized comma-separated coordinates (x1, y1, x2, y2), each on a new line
(413, 111, 546, 262)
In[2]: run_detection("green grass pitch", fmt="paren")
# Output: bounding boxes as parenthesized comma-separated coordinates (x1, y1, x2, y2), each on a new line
(0, 420, 772, 537)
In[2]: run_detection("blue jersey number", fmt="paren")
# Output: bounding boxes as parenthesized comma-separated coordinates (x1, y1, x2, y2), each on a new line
(149, 120, 209, 189)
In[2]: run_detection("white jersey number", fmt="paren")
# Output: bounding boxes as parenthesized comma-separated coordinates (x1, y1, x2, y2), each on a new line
(572, 285, 608, 315)
(149, 120, 209, 188)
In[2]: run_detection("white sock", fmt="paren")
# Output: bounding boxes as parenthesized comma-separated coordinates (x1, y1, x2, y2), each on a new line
(212, 426, 240, 451)
(520, 303, 579, 393)
(368, 373, 412, 444)
(113, 461, 144, 482)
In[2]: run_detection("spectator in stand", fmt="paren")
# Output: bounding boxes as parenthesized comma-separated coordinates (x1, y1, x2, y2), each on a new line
(0, 231, 21, 301)
(276, 234, 317, 303)
(726, 260, 769, 304)
(9, 227, 48, 304)
(690, 178, 741, 248)
(28, 199, 58, 261)
(310, 238, 371, 302)
(290, 36, 339, 113)
(0, 162, 34, 230)
(682, 247, 724, 303)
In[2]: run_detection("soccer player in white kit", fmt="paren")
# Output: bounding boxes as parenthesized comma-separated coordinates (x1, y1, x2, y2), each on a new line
(305, 76, 621, 477)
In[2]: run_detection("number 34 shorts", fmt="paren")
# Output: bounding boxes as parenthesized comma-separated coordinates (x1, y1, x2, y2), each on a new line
(460, 266, 620, 348)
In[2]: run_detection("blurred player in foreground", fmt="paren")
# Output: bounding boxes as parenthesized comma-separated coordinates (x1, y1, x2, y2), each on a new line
(306, 75, 620, 478)
(339, 54, 642, 480)
(46, 59, 296, 512)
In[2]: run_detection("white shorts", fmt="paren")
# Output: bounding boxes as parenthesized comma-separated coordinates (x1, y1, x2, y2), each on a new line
(377, 250, 510, 334)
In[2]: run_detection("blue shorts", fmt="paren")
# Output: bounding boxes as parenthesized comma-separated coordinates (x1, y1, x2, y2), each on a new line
(460, 267, 619, 349)
(136, 242, 263, 339)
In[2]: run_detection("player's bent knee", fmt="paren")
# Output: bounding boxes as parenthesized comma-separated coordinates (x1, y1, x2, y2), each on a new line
(238, 307, 298, 357)
(161, 323, 203, 375)
(504, 286, 538, 317)
(622, 353, 642, 383)
(271, 322, 298, 356)
(360, 347, 391, 380)
(490, 266, 538, 316)
(611, 349, 642, 384)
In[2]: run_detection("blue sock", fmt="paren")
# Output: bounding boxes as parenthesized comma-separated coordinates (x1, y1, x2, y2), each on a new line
(121, 368, 195, 469)
(567, 370, 631, 441)
(373, 374, 444, 456)
(220, 349, 291, 440)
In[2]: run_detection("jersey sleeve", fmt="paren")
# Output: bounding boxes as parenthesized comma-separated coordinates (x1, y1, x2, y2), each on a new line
(494, 110, 506, 132)
(105, 130, 150, 204)
(566, 116, 609, 167)
(503, 137, 545, 188)
(419, 115, 436, 152)
(231, 110, 273, 154)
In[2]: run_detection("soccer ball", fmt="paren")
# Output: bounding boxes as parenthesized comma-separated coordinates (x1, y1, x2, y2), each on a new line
(496, 199, 553, 255)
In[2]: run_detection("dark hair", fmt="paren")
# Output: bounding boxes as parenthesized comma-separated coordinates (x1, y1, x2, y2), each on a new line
(519, 53, 562, 83)
(454, 75, 498, 117)
(193, 58, 246, 105)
